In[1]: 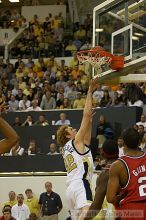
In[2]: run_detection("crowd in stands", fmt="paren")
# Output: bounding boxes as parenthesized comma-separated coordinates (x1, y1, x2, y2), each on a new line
(0, 9, 23, 29)
(0, 0, 92, 59)
(0, 52, 146, 162)
(2, 138, 63, 156)
(1, 182, 63, 220)
(9, 12, 92, 58)
(0, 55, 146, 113)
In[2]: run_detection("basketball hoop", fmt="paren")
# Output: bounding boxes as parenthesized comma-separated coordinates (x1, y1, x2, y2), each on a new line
(77, 46, 124, 76)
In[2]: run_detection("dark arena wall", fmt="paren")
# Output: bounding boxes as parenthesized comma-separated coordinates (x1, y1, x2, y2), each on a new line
(0, 106, 142, 172)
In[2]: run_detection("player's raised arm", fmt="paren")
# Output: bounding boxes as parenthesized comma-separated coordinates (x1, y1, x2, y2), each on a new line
(83, 109, 95, 146)
(0, 104, 19, 154)
(74, 79, 96, 151)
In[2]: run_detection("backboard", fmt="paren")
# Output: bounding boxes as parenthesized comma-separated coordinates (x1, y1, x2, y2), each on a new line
(93, 0, 146, 83)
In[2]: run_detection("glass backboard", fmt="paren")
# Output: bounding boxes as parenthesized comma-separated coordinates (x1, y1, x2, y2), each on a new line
(93, 0, 146, 81)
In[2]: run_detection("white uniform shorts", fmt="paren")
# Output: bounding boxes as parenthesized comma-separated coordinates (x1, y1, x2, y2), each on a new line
(66, 179, 93, 219)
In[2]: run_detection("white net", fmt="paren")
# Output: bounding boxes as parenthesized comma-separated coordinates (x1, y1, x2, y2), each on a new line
(77, 52, 112, 69)
(77, 51, 112, 76)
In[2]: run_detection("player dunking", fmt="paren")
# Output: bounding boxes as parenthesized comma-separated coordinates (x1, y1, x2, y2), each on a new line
(107, 128, 146, 220)
(57, 79, 97, 220)
(0, 102, 18, 154)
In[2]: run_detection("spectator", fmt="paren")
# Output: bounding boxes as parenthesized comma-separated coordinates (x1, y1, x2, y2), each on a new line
(65, 40, 77, 56)
(59, 98, 71, 109)
(139, 132, 146, 152)
(56, 93, 64, 108)
(66, 84, 78, 102)
(117, 136, 125, 157)
(73, 92, 85, 109)
(125, 83, 144, 107)
(111, 91, 125, 107)
(116, 83, 124, 97)
(64, 80, 73, 95)
(11, 83, 19, 97)
(6, 91, 13, 103)
(15, 89, 23, 101)
(96, 115, 112, 148)
(12, 117, 22, 126)
(138, 124, 145, 141)
(48, 143, 59, 155)
(11, 10, 20, 21)
(26, 213, 38, 220)
(21, 18, 29, 29)
(136, 114, 146, 130)
(71, 65, 80, 80)
(26, 99, 42, 111)
(25, 58, 34, 69)
(80, 40, 92, 50)
(69, 53, 79, 68)
(56, 87, 66, 101)
(26, 88, 35, 102)
(39, 181, 63, 219)
(55, 112, 71, 125)
(14, 57, 22, 70)
(11, 194, 30, 220)
(19, 95, 31, 111)
(133, 124, 139, 131)
(8, 95, 19, 112)
(40, 91, 56, 110)
(4, 191, 17, 207)
(74, 25, 86, 41)
(84, 14, 92, 30)
(0, 208, 16, 220)
(24, 189, 40, 217)
(56, 75, 67, 90)
(8, 142, 24, 156)
(2, 205, 11, 212)
(34, 115, 49, 126)
(99, 90, 112, 107)
(92, 84, 104, 103)
(22, 115, 34, 126)
(54, 23, 64, 42)
(25, 139, 40, 155)
(73, 36, 82, 50)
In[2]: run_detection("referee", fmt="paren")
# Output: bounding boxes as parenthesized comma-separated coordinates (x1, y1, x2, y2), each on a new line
(39, 181, 63, 220)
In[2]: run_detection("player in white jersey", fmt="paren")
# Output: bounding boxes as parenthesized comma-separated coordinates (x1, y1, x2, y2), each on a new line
(57, 79, 97, 220)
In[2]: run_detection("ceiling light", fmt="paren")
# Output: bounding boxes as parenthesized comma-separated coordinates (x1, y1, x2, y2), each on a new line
(134, 32, 144, 37)
(9, 0, 19, 2)
(95, 28, 104, 32)
(132, 36, 139, 40)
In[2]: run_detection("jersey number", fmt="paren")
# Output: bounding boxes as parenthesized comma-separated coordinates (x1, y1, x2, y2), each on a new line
(138, 177, 146, 197)
(64, 154, 77, 173)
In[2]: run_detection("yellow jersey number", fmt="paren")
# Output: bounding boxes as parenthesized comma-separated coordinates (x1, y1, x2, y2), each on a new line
(64, 154, 77, 173)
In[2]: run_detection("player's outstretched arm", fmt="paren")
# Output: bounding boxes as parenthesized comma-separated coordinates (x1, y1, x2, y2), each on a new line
(84, 170, 109, 220)
(0, 105, 19, 154)
(83, 109, 96, 146)
(75, 79, 97, 151)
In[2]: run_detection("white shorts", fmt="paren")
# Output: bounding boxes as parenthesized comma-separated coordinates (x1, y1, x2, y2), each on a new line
(66, 179, 93, 219)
